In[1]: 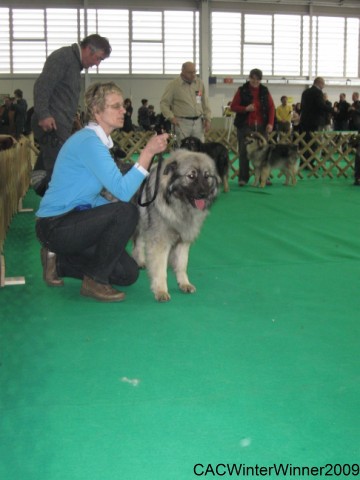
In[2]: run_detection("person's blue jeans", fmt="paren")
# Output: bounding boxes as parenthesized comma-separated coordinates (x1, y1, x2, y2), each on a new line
(36, 202, 139, 286)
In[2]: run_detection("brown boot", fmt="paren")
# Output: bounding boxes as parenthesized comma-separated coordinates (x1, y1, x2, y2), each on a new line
(40, 248, 64, 287)
(80, 275, 126, 302)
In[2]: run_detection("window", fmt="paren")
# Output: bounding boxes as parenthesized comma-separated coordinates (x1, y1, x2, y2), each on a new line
(0, 6, 358, 81)
(131, 11, 163, 73)
(211, 12, 241, 75)
(90, 9, 130, 74)
(12, 9, 45, 73)
(0, 8, 10, 73)
(1, 7, 199, 75)
(210, 10, 359, 80)
(164, 11, 198, 74)
(274, 15, 302, 76)
(316, 16, 345, 77)
(346, 18, 359, 78)
(47, 9, 80, 56)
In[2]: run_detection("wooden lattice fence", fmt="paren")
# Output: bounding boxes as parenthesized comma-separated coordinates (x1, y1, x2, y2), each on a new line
(111, 129, 359, 181)
(0, 135, 33, 286)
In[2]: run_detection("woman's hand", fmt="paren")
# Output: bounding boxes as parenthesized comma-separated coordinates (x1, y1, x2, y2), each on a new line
(138, 133, 169, 170)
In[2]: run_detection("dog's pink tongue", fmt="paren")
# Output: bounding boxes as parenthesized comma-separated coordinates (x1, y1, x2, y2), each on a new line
(195, 199, 206, 210)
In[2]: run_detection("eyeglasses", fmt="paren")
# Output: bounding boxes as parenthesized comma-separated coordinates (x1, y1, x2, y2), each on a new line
(89, 47, 106, 62)
(93, 53, 106, 62)
(105, 103, 124, 110)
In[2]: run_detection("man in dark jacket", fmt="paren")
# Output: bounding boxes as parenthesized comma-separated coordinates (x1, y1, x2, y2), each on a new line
(31, 34, 112, 195)
(299, 77, 333, 168)
(137, 99, 151, 131)
(348, 92, 360, 186)
(300, 77, 333, 132)
(230, 68, 275, 186)
(348, 92, 360, 132)
(333, 93, 350, 131)
(12, 89, 28, 138)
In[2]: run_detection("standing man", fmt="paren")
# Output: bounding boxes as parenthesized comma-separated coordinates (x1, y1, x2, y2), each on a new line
(160, 61, 211, 142)
(348, 92, 360, 186)
(0, 96, 13, 134)
(12, 89, 28, 138)
(321, 93, 333, 130)
(348, 92, 360, 132)
(333, 93, 350, 131)
(276, 95, 292, 135)
(137, 99, 151, 131)
(31, 34, 112, 195)
(230, 68, 275, 186)
(299, 77, 333, 168)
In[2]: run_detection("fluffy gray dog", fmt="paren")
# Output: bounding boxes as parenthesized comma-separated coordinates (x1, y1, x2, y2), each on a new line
(132, 149, 220, 302)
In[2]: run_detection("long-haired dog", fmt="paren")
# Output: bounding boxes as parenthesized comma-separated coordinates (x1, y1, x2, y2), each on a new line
(132, 149, 220, 302)
(180, 136, 230, 192)
(245, 132, 299, 187)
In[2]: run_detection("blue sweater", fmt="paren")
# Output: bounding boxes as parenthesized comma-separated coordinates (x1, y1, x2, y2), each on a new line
(36, 128, 146, 218)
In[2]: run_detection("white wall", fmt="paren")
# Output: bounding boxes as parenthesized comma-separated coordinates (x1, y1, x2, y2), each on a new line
(1, 75, 357, 121)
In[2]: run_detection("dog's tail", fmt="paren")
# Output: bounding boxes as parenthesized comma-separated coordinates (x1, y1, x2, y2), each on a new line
(252, 131, 268, 148)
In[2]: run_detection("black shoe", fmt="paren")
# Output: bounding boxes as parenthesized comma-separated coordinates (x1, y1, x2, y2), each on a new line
(354, 178, 360, 186)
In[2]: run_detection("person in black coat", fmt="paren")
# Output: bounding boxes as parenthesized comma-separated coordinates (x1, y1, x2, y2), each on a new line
(348, 92, 360, 186)
(122, 98, 134, 132)
(299, 77, 333, 168)
(333, 93, 350, 131)
(137, 98, 151, 131)
(348, 92, 360, 132)
(12, 89, 28, 138)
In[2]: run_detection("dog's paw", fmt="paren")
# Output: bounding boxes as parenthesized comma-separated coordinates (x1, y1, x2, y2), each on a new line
(155, 290, 171, 302)
(132, 252, 146, 269)
(179, 283, 196, 294)
(135, 260, 146, 269)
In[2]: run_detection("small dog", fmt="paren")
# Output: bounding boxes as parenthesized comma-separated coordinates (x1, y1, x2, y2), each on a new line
(180, 136, 230, 192)
(245, 132, 299, 187)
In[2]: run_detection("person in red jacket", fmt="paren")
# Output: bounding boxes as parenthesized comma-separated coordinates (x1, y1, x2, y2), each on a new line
(230, 68, 275, 186)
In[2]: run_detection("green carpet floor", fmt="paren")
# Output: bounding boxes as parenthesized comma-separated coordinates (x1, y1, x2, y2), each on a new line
(1, 175, 360, 479)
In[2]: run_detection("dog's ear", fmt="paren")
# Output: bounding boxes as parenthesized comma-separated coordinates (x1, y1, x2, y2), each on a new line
(163, 160, 178, 175)
(254, 132, 268, 148)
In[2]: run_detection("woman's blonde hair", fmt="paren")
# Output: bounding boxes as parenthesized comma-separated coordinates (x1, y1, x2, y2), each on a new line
(84, 82, 123, 123)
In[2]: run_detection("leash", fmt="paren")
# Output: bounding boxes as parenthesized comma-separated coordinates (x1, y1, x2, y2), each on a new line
(170, 126, 179, 149)
(174, 121, 187, 141)
(137, 129, 179, 207)
(137, 154, 164, 207)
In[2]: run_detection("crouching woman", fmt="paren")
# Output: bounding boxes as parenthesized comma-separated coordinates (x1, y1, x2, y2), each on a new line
(35, 82, 168, 302)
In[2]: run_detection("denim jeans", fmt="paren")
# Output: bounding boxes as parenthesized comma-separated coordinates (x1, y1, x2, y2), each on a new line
(36, 202, 139, 285)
